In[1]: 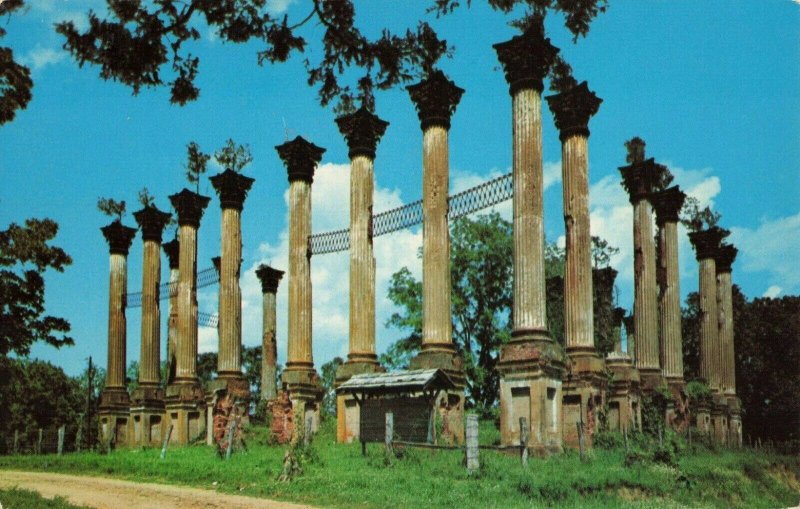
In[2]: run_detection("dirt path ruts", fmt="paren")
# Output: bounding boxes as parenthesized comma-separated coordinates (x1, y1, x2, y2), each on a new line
(0, 470, 319, 509)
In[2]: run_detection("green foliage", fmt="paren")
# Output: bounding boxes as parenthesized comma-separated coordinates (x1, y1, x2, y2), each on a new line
(196, 352, 217, 388)
(0, 218, 73, 356)
(137, 187, 155, 208)
(0, 357, 84, 452)
(640, 388, 669, 438)
(184, 141, 210, 192)
(214, 139, 253, 173)
(680, 196, 721, 232)
(96, 197, 126, 220)
(0, 1, 33, 125)
(0, 488, 91, 509)
(590, 236, 619, 269)
(126, 361, 139, 394)
(684, 380, 711, 404)
(319, 356, 343, 419)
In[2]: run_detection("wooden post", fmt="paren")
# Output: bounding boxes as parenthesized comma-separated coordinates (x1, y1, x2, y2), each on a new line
(225, 418, 237, 460)
(361, 439, 366, 456)
(688, 424, 692, 447)
(576, 422, 585, 462)
(465, 414, 479, 472)
(13, 430, 18, 454)
(37, 428, 43, 455)
(57, 426, 65, 456)
(75, 426, 83, 453)
(385, 412, 394, 457)
(519, 417, 529, 467)
(160, 424, 173, 460)
(658, 427, 663, 447)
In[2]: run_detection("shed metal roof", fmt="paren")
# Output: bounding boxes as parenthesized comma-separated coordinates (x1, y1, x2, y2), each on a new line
(336, 369, 455, 395)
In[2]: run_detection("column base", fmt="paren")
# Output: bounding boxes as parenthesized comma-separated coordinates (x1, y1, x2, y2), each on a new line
(270, 367, 323, 444)
(562, 348, 608, 450)
(605, 354, 642, 433)
(664, 377, 689, 432)
(710, 396, 729, 446)
(98, 387, 131, 447)
(409, 345, 466, 444)
(165, 382, 206, 445)
(497, 331, 565, 452)
(335, 359, 385, 444)
(637, 367, 665, 392)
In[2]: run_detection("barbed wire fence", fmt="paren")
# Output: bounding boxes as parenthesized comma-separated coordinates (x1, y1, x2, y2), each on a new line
(123, 171, 513, 326)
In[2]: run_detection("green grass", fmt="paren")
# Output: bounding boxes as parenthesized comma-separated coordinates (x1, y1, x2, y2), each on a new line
(0, 488, 91, 509)
(0, 421, 797, 509)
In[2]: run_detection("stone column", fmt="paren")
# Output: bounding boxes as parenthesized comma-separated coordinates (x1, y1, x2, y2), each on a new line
(255, 264, 284, 401)
(547, 81, 602, 359)
(133, 206, 171, 389)
(166, 189, 210, 444)
(688, 227, 727, 394)
(210, 169, 255, 391)
(715, 244, 738, 396)
(335, 107, 388, 370)
(406, 69, 465, 443)
(493, 25, 565, 452)
(163, 238, 180, 385)
(619, 157, 670, 390)
(651, 186, 686, 390)
(276, 136, 325, 431)
(98, 219, 137, 444)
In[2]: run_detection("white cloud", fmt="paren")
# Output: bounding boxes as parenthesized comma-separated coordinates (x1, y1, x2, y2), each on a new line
(21, 46, 65, 71)
(763, 285, 782, 299)
(266, 0, 298, 15)
(27, 0, 91, 31)
(729, 212, 800, 295)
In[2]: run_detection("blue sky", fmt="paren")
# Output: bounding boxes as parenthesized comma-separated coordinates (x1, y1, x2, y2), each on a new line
(2, 0, 798, 378)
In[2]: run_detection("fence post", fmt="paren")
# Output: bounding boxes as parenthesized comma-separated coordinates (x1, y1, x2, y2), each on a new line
(385, 412, 394, 457)
(13, 430, 19, 455)
(519, 417, 529, 467)
(225, 418, 238, 460)
(75, 426, 83, 453)
(577, 422, 585, 462)
(623, 426, 629, 453)
(37, 428, 43, 455)
(57, 426, 65, 456)
(160, 424, 173, 460)
(465, 414, 479, 473)
(658, 427, 663, 448)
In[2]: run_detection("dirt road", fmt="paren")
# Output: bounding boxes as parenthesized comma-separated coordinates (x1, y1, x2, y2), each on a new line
(0, 470, 318, 509)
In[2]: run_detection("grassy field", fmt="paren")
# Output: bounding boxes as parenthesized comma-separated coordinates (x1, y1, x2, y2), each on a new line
(0, 420, 797, 509)
(0, 488, 91, 509)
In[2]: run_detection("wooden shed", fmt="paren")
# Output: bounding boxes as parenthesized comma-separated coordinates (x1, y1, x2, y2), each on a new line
(336, 369, 456, 443)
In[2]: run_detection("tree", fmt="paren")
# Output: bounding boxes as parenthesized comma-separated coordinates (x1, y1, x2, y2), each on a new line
(0, 0, 33, 125)
(54, 1, 606, 112)
(0, 218, 73, 356)
(96, 197, 127, 221)
(320, 356, 344, 419)
(215, 139, 253, 174)
(185, 141, 210, 193)
(137, 187, 156, 208)
(680, 196, 721, 233)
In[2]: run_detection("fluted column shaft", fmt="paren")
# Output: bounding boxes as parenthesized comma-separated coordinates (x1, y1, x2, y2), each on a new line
(139, 239, 161, 386)
(562, 134, 594, 350)
(218, 207, 242, 376)
(288, 180, 313, 367)
(717, 270, 735, 395)
(659, 220, 682, 379)
(698, 257, 719, 390)
(262, 290, 278, 399)
(167, 266, 179, 372)
(175, 223, 199, 381)
(422, 125, 452, 348)
(512, 88, 548, 336)
(349, 154, 377, 359)
(107, 252, 128, 389)
(632, 198, 659, 371)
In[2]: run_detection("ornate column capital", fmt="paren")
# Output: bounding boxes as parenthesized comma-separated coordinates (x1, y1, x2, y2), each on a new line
(162, 238, 180, 269)
(546, 81, 602, 142)
(210, 169, 255, 211)
(101, 220, 137, 255)
(407, 70, 464, 131)
(651, 186, 686, 226)
(335, 106, 389, 160)
(133, 205, 171, 242)
(689, 227, 730, 261)
(715, 243, 738, 273)
(618, 158, 669, 204)
(276, 136, 326, 184)
(256, 264, 285, 294)
(168, 188, 211, 228)
(493, 21, 559, 95)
